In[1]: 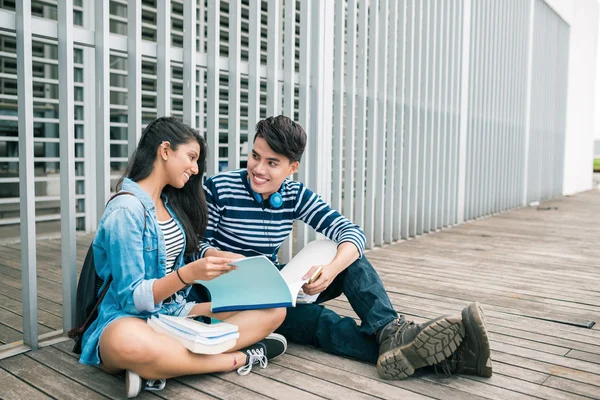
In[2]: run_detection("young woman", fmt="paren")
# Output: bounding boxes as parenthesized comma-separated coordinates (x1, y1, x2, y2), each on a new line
(79, 117, 287, 398)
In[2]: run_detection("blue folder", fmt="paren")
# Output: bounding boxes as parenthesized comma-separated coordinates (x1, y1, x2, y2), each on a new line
(195, 256, 295, 313)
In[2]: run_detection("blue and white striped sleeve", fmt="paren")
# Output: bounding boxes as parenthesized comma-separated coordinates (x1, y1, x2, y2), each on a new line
(295, 185, 366, 257)
(198, 177, 221, 258)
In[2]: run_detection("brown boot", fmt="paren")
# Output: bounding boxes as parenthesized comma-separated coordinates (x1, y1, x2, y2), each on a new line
(434, 302, 493, 377)
(376, 315, 465, 380)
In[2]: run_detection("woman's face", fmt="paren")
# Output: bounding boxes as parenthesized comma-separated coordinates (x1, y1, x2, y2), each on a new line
(247, 137, 298, 199)
(164, 140, 200, 188)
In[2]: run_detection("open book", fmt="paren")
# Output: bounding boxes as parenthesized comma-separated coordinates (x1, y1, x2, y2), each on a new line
(147, 314, 239, 354)
(195, 240, 338, 313)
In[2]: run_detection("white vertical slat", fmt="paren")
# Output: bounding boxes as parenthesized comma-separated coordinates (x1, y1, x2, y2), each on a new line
(393, 0, 407, 241)
(331, 0, 345, 211)
(355, 0, 369, 229)
(283, 0, 296, 118)
(450, 0, 462, 225)
(16, 0, 38, 350)
(400, 0, 415, 239)
(437, 0, 448, 227)
(183, 0, 196, 126)
(267, 0, 281, 117)
(456, 0, 471, 224)
(198, 0, 206, 134)
(128, 0, 142, 153)
(83, 2, 96, 231)
(309, 0, 334, 204)
(509, 0, 520, 209)
(280, 0, 296, 262)
(523, 0, 535, 206)
(414, 0, 426, 235)
(408, 0, 422, 237)
(228, 0, 241, 170)
(383, 0, 399, 244)
(95, 0, 110, 223)
(499, 0, 510, 212)
(422, 0, 433, 234)
(206, 0, 219, 176)
(343, 0, 358, 221)
(297, 0, 311, 249)
(486, 0, 499, 215)
(374, 0, 388, 246)
(247, 0, 261, 143)
(157, 0, 171, 117)
(58, 0, 77, 333)
(364, 0, 379, 249)
(429, 0, 440, 231)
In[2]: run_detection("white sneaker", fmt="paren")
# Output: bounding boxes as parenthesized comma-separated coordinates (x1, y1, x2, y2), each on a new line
(126, 370, 166, 398)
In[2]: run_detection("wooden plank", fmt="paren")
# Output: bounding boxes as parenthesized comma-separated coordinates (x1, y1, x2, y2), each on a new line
(0, 293, 63, 330)
(285, 344, 489, 400)
(0, 354, 107, 400)
(0, 282, 63, 317)
(0, 367, 52, 400)
(270, 352, 430, 399)
(543, 376, 600, 400)
(566, 350, 600, 365)
(29, 345, 214, 400)
(52, 341, 276, 399)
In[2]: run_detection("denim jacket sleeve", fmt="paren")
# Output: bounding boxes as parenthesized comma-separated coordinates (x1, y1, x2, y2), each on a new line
(100, 206, 161, 314)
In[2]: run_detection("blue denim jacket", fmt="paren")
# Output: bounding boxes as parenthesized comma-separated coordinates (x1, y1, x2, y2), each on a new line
(80, 178, 195, 365)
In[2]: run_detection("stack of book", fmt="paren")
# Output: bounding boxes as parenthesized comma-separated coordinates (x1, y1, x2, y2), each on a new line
(147, 314, 239, 354)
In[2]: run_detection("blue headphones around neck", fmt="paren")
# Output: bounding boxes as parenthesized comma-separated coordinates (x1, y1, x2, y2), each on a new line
(248, 176, 284, 209)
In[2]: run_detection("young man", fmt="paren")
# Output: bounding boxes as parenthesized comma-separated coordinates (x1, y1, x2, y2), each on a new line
(192, 115, 492, 379)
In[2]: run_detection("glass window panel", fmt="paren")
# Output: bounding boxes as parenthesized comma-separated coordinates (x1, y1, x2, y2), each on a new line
(32, 1, 58, 21)
(75, 86, 84, 101)
(0, 120, 18, 137)
(33, 121, 60, 138)
(36, 142, 60, 158)
(75, 143, 84, 158)
(34, 102, 59, 120)
(75, 161, 85, 177)
(75, 124, 84, 139)
(110, 91, 127, 105)
(110, 143, 128, 158)
(34, 161, 60, 176)
(110, 111, 127, 124)
(74, 68, 84, 83)
(75, 105, 84, 121)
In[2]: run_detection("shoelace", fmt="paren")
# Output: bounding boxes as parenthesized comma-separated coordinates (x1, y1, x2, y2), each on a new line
(237, 348, 268, 376)
(387, 318, 415, 345)
(433, 350, 464, 377)
(145, 379, 166, 391)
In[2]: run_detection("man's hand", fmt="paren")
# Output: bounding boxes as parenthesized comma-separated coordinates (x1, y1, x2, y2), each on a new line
(302, 264, 338, 296)
(205, 248, 245, 260)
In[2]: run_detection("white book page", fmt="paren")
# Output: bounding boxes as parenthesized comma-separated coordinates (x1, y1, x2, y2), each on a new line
(280, 240, 338, 305)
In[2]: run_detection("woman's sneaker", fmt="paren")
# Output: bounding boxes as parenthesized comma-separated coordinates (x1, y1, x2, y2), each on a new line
(125, 370, 166, 398)
(237, 333, 287, 376)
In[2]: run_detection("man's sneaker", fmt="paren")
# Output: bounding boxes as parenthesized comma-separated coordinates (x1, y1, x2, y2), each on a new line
(434, 302, 493, 377)
(376, 315, 465, 380)
(125, 370, 166, 398)
(237, 333, 287, 376)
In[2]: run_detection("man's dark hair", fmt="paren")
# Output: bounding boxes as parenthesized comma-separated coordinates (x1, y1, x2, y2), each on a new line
(254, 115, 307, 163)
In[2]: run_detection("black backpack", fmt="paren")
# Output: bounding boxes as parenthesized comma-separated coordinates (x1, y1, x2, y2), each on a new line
(67, 192, 146, 354)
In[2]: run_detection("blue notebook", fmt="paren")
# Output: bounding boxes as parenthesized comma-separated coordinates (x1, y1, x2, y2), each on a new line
(195, 240, 338, 313)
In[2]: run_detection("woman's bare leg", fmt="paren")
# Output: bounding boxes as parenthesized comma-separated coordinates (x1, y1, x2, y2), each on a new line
(99, 317, 247, 380)
(188, 303, 286, 350)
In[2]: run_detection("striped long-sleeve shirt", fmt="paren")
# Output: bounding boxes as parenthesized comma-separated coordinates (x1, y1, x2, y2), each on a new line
(197, 169, 366, 264)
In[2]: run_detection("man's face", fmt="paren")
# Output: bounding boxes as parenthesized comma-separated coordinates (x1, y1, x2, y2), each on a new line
(247, 137, 299, 199)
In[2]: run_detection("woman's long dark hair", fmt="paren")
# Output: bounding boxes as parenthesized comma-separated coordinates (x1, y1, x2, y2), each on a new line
(117, 117, 208, 254)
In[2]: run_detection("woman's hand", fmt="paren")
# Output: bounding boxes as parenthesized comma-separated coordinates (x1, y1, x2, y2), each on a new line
(186, 256, 238, 281)
(301, 264, 338, 296)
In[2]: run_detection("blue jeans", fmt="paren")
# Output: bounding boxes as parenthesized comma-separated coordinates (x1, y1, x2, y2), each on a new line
(275, 256, 398, 364)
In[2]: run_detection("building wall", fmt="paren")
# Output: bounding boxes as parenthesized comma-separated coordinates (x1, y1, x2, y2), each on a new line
(545, 0, 599, 194)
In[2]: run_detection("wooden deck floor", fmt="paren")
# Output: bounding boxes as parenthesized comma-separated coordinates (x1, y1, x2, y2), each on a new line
(0, 188, 599, 399)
